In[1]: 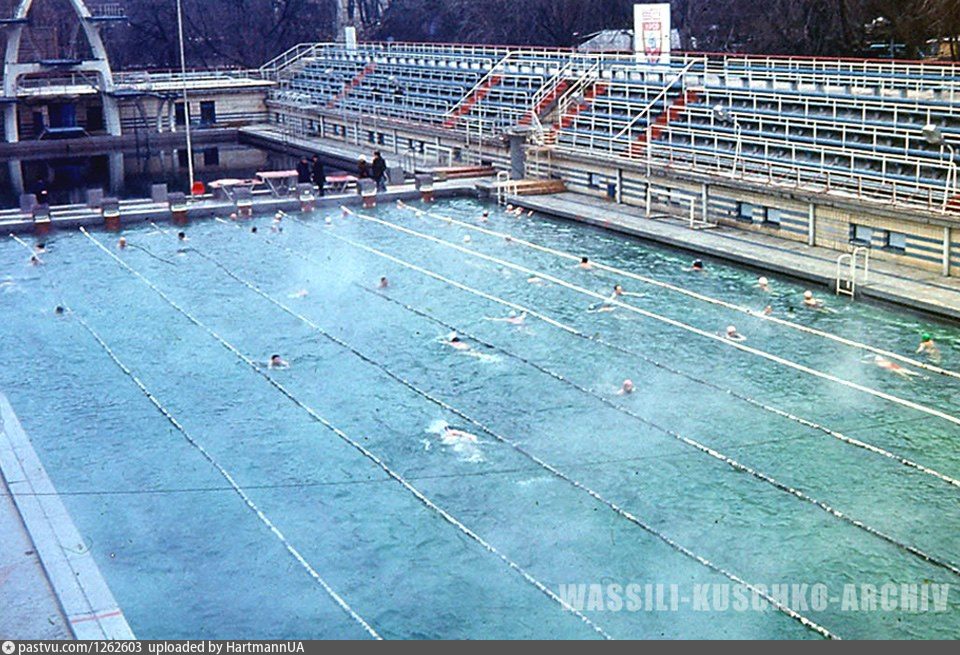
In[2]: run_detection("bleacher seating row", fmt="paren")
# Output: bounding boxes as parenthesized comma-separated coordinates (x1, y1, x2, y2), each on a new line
(266, 42, 960, 213)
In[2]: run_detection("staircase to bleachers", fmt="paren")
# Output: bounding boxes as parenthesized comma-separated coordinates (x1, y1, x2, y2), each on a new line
(629, 88, 700, 157)
(443, 74, 504, 128)
(543, 80, 609, 145)
(327, 62, 377, 109)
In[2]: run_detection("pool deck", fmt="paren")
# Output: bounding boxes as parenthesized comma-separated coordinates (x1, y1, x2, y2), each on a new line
(509, 192, 960, 323)
(0, 393, 135, 640)
(0, 178, 483, 236)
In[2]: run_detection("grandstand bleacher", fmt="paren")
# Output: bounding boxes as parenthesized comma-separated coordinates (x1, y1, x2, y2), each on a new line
(263, 42, 960, 216)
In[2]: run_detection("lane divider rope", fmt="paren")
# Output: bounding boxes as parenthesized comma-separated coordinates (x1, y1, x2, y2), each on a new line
(157, 231, 840, 639)
(77, 227, 614, 641)
(399, 201, 960, 381)
(339, 208, 960, 430)
(234, 222, 960, 493)
(213, 221, 960, 582)
(9, 233, 381, 640)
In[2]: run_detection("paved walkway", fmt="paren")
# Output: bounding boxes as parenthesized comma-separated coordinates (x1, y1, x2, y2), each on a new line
(0, 393, 135, 640)
(0, 475, 71, 640)
(511, 192, 960, 322)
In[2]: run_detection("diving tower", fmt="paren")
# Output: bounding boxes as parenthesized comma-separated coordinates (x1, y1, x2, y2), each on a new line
(1, 0, 124, 142)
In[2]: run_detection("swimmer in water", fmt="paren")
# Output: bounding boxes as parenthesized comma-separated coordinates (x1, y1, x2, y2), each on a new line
(35, 243, 46, 254)
(690, 259, 705, 272)
(230, 213, 238, 220)
(463, 235, 472, 243)
(725, 325, 746, 342)
(527, 276, 545, 285)
(481, 210, 490, 222)
(29, 255, 42, 266)
(445, 332, 471, 351)
(379, 276, 389, 289)
(485, 310, 526, 326)
(578, 256, 592, 270)
(763, 305, 774, 316)
(917, 333, 942, 364)
(251, 226, 258, 234)
(758, 276, 770, 292)
(618, 379, 635, 395)
(177, 231, 188, 242)
(870, 355, 921, 379)
(269, 354, 289, 369)
(118, 237, 128, 249)
(611, 284, 624, 298)
(803, 290, 824, 309)
(54, 306, 65, 316)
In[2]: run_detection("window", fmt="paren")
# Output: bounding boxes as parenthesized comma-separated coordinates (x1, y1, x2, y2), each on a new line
(203, 147, 220, 167)
(377, 132, 385, 145)
(737, 202, 755, 223)
(367, 131, 376, 144)
(850, 224, 873, 246)
(199, 101, 216, 126)
(86, 105, 104, 132)
(765, 208, 782, 228)
(175, 102, 186, 127)
(885, 231, 907, 253)
(177, 148, 190, 168)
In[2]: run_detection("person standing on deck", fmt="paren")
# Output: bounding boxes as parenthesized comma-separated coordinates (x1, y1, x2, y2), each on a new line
(371, 151, 388, 192)
(357, 157, 370, 179)
(296, 157, 312, 184)
(311, 156, 326, 196)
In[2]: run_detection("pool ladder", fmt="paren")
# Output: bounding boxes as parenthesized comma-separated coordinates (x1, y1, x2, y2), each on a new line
(836, 247, 870, 298)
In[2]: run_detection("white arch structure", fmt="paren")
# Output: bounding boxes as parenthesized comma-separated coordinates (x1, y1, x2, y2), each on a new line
(2, 0, 121, 142)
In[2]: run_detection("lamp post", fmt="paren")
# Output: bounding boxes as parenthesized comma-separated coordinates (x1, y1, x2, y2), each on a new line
(713, 104, 742, 177)
(175, 0, 195, 193)
(923, 123, 957, 212)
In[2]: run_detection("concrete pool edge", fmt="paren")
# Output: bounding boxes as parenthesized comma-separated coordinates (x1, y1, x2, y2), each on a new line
(0, 393, 135, 640)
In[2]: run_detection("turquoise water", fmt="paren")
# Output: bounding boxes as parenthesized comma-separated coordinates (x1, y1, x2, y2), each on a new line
(2, 197, 960, 639)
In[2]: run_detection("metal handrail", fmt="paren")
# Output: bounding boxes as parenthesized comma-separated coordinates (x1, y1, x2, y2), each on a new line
(612, 58, 701, 141)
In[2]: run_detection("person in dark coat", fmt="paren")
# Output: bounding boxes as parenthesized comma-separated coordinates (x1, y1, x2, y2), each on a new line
(371, 151, 388, 192)
(311, 155, 325, 196)
(296, 157, 312, 184)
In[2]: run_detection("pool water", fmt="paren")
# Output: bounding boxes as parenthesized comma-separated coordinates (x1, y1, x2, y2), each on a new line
(2, 197, 960, 639)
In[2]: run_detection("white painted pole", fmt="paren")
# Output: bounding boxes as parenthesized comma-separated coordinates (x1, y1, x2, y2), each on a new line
(176, 0, 196, 193)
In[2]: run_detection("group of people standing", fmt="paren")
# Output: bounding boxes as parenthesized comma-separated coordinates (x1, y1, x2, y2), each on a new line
(357, 151, 389, 191)
(296, 155, 328, 197)
(296, 150, 390, 195)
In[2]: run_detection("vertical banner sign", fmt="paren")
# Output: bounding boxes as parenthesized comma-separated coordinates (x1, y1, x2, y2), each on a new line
(634, 3, 672, 63)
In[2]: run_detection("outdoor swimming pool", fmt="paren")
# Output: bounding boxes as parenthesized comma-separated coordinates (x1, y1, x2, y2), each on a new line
(2, 197, 960, 639)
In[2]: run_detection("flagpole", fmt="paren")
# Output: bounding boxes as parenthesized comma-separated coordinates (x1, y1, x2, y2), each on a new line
(176, 0, 196, 192)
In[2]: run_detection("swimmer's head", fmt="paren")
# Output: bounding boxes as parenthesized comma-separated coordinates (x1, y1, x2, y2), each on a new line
(177, 231, 186, 240)
(581, 256, 589, 264)
(36, 242, 46, 250)
(251, 227, 258, 233)
(230, 213, 238, 220)
(482, 211, 489, 217)
(270, 354, 283, 365)
(758, 276, 769, 287)
(922, 332, 933, 342)
(54, 305, 64, 315)
(463, 236, 472, 243)
(692, 259, 704, 269)
(118, 237, 127, 248)
(621, 379, 635, 394)
(325, 217, 333, 225)
(726, 325, 738, 336)
(614, 285, 623, 294)
(803, 290, 814, 300)
(448, 332, 460, 343)
(508, 310, 517, 318)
